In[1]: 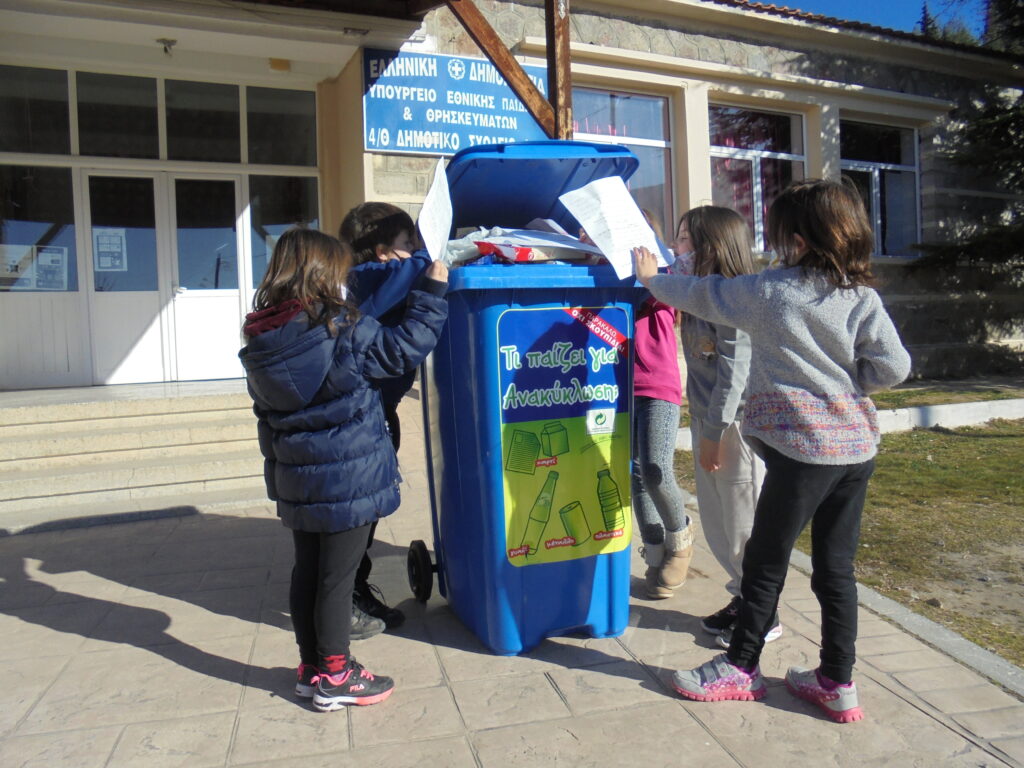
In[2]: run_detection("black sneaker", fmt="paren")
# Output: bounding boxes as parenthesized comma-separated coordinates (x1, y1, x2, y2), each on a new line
(716, 613, 783, 649)
(701, 596, 741, 635)
(351, 604, 385, 641)
(312, 658, 395, 710)
(354, 583, 405, 629)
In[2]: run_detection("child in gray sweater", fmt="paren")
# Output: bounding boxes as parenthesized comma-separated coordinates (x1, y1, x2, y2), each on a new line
(634, 178, 911, 724)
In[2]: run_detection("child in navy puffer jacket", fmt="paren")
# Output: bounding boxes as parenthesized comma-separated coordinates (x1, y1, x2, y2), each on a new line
(340, 202, 431, 631)
(239, 227, 448, 711)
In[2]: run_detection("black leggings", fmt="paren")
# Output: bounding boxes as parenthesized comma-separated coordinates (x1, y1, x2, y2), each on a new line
(726, 444, 874, 683)
(355, 400, 402, 587)
(290, 524, 372, 665)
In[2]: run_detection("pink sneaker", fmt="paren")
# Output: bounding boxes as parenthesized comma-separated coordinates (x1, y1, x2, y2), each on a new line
(672, 654, 766, 702)
(294, 663, 318, 698)
(313, 658, 394, 711)
(785, 666, 864, 723)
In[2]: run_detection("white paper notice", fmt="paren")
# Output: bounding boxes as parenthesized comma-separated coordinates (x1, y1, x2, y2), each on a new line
(559, 176, 665, 279)
(418, 158, 453, 263)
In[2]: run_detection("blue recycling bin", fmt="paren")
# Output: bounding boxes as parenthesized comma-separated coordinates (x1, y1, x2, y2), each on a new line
(408, 141, 644, 655)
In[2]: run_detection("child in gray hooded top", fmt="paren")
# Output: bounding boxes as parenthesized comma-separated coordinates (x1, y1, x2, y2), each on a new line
(634, 178, 911, 724)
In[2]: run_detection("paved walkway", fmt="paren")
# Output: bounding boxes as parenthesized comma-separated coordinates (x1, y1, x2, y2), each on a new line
(1, 398, 1023, 767)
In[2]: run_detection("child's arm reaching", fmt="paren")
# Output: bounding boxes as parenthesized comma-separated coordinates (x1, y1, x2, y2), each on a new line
(359, 261, 449, 381)
(349, 249, 431, 320)
(854, 292, 912, 394)
(633, 246, 758, 331)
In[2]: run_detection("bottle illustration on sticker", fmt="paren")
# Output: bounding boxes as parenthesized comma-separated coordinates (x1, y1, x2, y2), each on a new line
(520, 470, 558, 555)
(558, 501, 592, 545)
(596, 469, 624, 531)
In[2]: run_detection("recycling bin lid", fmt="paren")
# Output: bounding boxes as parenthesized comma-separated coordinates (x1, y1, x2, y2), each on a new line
(446, 140, 639, 237)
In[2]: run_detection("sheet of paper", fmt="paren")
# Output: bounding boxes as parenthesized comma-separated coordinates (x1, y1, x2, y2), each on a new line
(559, 176, 668, 279)
(418, 158, 452, 262)
(524, 217, 570, 236)
(479, 228, 604, 255)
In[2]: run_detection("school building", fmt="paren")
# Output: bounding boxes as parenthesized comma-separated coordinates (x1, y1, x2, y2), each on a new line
(1, 0, 1021, 390)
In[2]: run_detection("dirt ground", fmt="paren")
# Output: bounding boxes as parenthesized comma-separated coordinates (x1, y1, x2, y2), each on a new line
(883, 541, 1024, 661)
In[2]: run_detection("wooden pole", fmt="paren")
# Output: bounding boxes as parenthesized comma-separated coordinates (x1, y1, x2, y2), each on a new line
(545, 0, 573, 139)
(444, 0, 557, 138)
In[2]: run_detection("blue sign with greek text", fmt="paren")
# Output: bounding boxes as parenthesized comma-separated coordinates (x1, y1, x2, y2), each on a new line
(362, 48, 549, 156)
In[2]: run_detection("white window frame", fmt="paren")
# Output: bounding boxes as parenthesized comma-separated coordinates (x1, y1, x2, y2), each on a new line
(708, 105, 807, 253)
(839, 122, 921, 259)
(572, 86, 674, 235)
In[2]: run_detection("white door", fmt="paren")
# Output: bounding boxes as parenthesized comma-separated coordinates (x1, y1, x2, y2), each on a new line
(168, 175, 246, 381)
(84, 172, 246, 384)
(85, 173, 170, 385)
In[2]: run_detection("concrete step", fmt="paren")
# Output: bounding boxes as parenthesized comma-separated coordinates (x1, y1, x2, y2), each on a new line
(0, 437, 261, 475)
(0, 392, 253, 427)
(0, 384, 268, 534)
(0, 414, 257, 461)
(0, 448, 263, 506)
(0, 405, 253, 440)
(0, 482, 271, 535)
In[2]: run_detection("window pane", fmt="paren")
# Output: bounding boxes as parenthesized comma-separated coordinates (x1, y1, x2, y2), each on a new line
(167, 80, 240, 162)
(78, 72, 158, 159)
(176, 180, 238, 290)
(711, 156, 755, 242)
(247, 87, 316, 166)
(0, 66, 70, 155)
(623, 144, 672, 240)
(1, 166, 77, 292)
(572, 88, 668, 141)
(249, 175, 319, 287)
(881, 170, 918, 256)
(89, 177, 158, 291)
(761, 158, 803, 237)
(840, 121, 914, 165)
(710, 106, 802, 154)
(843, 170, 872, 217)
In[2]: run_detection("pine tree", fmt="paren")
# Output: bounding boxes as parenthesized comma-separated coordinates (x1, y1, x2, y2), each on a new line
(919, 1, 939, 37)
(911, 0, 1024, 373)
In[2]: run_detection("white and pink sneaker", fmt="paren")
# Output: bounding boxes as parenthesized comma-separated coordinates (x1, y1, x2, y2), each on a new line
(785, 666, 864, 723)
(672, 654, 766, 702)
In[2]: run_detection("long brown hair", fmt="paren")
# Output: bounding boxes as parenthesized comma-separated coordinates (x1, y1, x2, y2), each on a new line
(253, 227, 353, 334)
(680, 206, 757, 278)
(766, 177, 875, 289)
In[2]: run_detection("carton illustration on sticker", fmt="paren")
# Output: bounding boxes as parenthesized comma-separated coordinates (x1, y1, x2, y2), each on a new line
(540, 421, 569, 457)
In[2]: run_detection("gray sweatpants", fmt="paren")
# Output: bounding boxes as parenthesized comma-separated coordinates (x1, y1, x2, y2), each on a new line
(691, 418, 764, 596)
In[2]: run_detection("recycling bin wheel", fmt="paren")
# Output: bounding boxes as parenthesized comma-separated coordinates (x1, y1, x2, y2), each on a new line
(407, 539, 434, 602)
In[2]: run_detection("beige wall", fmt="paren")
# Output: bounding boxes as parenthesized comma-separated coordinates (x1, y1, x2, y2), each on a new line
(318, 55, 368, 239)
(332, 1, 1022, 376)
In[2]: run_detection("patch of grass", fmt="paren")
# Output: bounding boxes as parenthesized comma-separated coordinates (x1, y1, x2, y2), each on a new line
(673, 419, 1024, 668)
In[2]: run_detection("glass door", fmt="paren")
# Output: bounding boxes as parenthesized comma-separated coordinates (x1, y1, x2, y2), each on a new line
(85, 173, 169, 384)
(84, 172, 246, 384)
(169, 175, 245, 380)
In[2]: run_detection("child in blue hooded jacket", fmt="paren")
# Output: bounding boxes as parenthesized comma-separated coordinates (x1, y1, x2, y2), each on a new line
(340, 202, 431, 630)
(239, 227, 447, 711)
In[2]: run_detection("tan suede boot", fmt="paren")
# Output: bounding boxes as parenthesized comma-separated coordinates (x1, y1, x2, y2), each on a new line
(659, 526, 694, 590)
(642, 543, 672, 599)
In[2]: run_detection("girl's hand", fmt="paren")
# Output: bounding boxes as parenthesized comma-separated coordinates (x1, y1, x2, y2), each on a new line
(632, 246, 658, 286)
(425, 260, 449, 283)
(698, 437, 721, 473)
